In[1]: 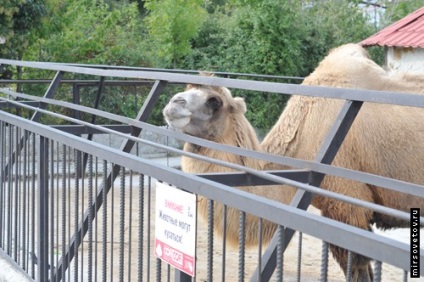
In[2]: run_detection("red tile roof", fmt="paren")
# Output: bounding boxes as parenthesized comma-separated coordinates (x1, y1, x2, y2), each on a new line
(360, 6, 424, 48)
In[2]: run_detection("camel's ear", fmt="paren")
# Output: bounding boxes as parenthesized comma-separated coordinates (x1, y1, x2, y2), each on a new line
(186, 71, 215, 90)
(186, 83, 197, 90)
(230, 97, 247, 114)
(199, 71, 214, 77)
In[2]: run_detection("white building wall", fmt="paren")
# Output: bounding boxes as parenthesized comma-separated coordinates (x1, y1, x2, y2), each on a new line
(386, 47, 424, 74)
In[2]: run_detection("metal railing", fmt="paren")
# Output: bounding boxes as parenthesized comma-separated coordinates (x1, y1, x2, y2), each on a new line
(0, 59, 423, 282)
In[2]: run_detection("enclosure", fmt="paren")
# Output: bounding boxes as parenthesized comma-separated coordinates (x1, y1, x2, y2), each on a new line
(0, 59, 423, 282)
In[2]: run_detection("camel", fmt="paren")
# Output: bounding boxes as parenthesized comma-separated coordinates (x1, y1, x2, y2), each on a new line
(162, 43, 424, 281)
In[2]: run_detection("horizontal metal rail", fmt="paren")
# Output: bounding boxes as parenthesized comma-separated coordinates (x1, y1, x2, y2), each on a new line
(1, 59, 424, 107)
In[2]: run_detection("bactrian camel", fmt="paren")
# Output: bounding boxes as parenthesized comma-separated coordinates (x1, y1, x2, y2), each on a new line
(162, 43, 424, 281)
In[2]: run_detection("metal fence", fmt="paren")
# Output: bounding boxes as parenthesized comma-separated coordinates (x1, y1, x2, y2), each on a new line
(0, 59, 423, 282)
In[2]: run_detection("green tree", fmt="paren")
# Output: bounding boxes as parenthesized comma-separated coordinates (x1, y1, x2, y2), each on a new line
(0, 0, 46, 81)
(181, 0, 378, 130)
(144, 0, 207, 68)
(1, 0, 46, 59)
(300, 0, 377, 70)
(26, 1, 146, 66)
(21, 1, 151, 123)
(384, 0, 424, 23)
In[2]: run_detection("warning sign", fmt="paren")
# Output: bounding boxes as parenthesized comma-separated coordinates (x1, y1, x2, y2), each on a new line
(155, 182, 197, 276)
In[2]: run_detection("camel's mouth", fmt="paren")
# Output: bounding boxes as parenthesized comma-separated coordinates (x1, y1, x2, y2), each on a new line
(163, 102, 193, 129)
(165, 116, 191, 129)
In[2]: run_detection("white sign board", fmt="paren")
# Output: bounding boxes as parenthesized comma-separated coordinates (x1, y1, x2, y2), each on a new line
(155, 182, 197, 276)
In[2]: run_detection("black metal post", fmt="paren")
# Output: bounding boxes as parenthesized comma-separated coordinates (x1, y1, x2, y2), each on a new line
(37, 136, 49, 282)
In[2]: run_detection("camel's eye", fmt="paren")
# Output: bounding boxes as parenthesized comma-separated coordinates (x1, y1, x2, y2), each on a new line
(206, 96, 222, 113)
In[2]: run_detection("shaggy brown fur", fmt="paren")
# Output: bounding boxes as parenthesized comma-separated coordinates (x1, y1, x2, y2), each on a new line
(162, 44, 424, 281)
(260, 44, 424, 280)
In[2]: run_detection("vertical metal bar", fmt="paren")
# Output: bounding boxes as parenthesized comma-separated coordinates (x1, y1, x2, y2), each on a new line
(276, 225, 285, 282)
(156, 258, 162, 282)
(167, 265, 171, 282)
(110, 164, 114, 280)
(222, 205, 228, 282)
(55, 141, 60, 280)
(80, 152, 85, 282)
(296, 233, 302, 282)
(346, 250, 352, 282)
(320, 241, 329, 282)
(30, 133, 36, 279)
(102, 160, 107, 282)
(238, 211, 246, 282)
(128, 171, 133, 282)
(61, 144, 67, 282)
(147, 177, 152, 282)
(88, 155, 93, 282)
(257, 218, 263, 282)
(49, 140, 55, 282)
(22, 130, 28, 271)
(0, 121, 4, 250)
(37, 136, 49, 282)
(94, 158, 99, 282)
(207, 199, 214, 282)
(373, 261, 382, 282)
(138, 174, 144, 282)
(14, 127, 19, 262)
(119, 167, 125, 282)
(7, 124, 12, 256)
(74, 150, 81, 281)
(67, 148, 71, 280)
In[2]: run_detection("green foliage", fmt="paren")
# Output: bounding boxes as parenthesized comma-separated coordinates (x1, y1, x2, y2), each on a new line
(9, 0, 413, 130)
(0, 0, 46, 60)
(299, 0, 377, 72)
(25, 1, 146, 66)
(385, 0, 424, 23)
(21, 1, 150, 122)
(144, 0, 207, 67)
(182, 0, 377, 130)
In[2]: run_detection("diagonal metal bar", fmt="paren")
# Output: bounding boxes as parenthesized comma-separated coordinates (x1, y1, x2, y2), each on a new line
(52, 79, 167, 281)
(2, 71, 63, 179)
(31, 71, 64, 120)
(251, 100, 363, 281)
(81, 77, 106, 175)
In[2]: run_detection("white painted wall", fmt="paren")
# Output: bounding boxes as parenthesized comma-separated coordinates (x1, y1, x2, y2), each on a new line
(386, 47, 424, 74)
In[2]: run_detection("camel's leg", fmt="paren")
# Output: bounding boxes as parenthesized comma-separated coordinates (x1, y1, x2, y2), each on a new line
(314, 181, 374, 282)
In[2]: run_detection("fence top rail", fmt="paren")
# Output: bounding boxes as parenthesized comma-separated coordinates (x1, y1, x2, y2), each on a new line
(1, 87, 423, 203)
(0, 108, 421, 272)
(1, 58, 424, 108)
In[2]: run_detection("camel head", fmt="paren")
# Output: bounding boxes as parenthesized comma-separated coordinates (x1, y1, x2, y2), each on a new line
(163, 74, 247, 141)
